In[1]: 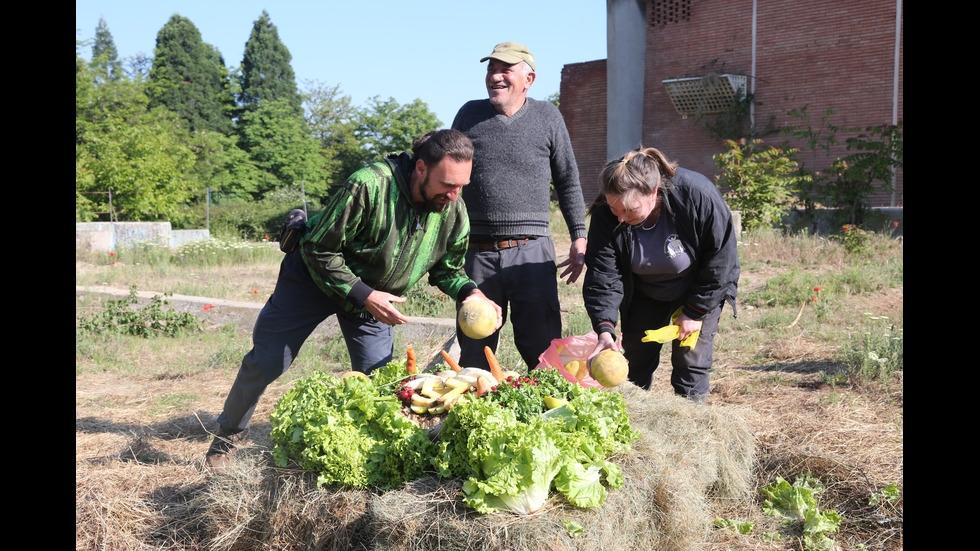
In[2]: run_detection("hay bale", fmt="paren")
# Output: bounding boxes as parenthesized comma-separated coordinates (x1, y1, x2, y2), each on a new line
(195, 383, 756, 551)
(618, 383, 757, 500)
(196, 453, 373, 550)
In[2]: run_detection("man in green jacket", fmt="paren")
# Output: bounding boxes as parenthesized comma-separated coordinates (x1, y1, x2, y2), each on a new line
(206, 129, 501, 470)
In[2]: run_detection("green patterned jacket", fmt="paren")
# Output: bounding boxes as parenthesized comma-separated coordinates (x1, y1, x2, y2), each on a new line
(300, 153, 476, 314)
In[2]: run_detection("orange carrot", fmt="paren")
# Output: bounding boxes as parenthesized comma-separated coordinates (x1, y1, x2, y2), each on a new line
(406, 348, 417, 374)
(442, 350, 462, 373)
(485, 346, 504, 382)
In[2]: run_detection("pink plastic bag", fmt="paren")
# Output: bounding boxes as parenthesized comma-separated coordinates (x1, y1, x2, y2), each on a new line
(535, 331, 621, 388)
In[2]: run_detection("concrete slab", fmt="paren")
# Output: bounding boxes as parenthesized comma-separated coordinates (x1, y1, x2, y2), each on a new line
(75, 286, 460, 369)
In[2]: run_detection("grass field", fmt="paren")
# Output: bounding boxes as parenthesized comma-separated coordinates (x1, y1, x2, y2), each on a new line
(76, 216, 903, 550)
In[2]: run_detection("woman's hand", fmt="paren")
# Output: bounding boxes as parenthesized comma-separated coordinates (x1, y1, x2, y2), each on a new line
(586, 330, 618, 371)
(675, 312, 703, 341)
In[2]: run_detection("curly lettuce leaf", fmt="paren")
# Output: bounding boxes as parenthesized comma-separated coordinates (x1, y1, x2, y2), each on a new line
(369, 357, 412, 390)
(438, 400, 567, 515)
(543, 389, 641, 460)
(761, 476, 842, 536)
(554, 461, 606, 508)
(270, 371, 435, 490)
(438, 396, 634, 514)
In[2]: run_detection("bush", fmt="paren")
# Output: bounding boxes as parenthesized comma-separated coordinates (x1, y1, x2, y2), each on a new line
(714, 139, 810, 231)
(189, 185, 309, 240)
(834, 224, 872, 255)
(78, 286, 202, 338)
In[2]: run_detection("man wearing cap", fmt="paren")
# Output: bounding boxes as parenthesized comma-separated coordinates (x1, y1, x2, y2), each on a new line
(451, 42, 587, 371)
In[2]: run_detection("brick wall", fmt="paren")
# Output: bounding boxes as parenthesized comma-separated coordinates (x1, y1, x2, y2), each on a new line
(560, 59, 608, 206)
(562, 0, 903, 208)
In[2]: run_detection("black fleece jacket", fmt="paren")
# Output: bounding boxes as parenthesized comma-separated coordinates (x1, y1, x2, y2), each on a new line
(583, 168, 740, 338)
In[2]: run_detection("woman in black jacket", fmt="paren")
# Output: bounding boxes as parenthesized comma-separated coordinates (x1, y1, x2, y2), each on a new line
(583, 146, 739, 402)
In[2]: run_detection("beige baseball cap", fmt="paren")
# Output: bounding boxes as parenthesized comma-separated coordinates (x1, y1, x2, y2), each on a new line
(480, 42, 536, 71)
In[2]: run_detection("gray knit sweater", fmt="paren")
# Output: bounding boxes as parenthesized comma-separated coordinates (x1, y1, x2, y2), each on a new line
(452, 98, 587, 241)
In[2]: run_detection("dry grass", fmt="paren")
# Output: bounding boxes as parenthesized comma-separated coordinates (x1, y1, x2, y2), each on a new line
(76, 226, 903, 550)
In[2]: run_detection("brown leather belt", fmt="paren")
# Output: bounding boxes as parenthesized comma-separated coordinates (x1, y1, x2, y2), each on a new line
(469, 238, 533, 250)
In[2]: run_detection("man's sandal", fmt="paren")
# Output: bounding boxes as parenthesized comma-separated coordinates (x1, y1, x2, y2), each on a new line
(205, 429, 248, 471)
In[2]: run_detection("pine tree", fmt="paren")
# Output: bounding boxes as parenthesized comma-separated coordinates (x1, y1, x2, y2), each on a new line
(238, 98, 325, 195)
(91, 18, 123, 84)
(148, 14, 234, 134)
(238, 10, 302, 115)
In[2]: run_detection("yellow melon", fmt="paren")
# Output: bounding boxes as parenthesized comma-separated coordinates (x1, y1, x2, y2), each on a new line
(457, 298, 498, 339)
(590, 350, 629, 387)
(340, 370, 368, 380)
(566, 360, 590, 381)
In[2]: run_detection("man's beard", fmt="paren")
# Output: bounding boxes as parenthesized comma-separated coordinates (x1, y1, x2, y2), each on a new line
(419, 175, 451, 213)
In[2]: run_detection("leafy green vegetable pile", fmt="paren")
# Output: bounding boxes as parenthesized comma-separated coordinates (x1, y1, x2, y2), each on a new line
(270, 370, 435, 490)
(270, 359, 641, 515)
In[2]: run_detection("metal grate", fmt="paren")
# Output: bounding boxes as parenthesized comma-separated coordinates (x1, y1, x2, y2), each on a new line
(662, 74, 747, 118)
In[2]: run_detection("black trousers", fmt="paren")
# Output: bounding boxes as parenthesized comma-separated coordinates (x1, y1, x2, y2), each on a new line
(620, 294, 723, 401)
(216, 251, 393, 434)
(456, 236, 562, 371)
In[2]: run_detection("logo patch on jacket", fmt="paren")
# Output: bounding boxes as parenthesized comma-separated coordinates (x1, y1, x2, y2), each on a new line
(665, 234, 685, 259)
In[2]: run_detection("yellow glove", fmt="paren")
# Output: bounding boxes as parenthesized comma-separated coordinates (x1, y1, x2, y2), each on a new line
(641, 307, 700, 348)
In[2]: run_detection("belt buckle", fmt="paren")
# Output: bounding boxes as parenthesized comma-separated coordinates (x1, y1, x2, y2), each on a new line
(494, 238, 527, 250)
(496, 239, 522, 250)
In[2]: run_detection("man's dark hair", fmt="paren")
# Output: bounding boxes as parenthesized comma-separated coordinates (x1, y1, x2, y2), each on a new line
(412, 129, 474, 166)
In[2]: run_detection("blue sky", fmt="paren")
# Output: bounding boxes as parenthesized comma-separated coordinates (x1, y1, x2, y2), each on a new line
(75, 1, 609, 127)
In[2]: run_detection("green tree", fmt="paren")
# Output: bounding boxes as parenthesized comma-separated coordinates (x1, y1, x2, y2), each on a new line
(354, 95, 441, 165)
(303, 80, 362, 185)
(77, 40, 98, 218)
(148, 14, 234, 134)
(76, 39, 95, 144)
(238, 10, 302, 116)
(76, 60, 198, 223)
(238, 98, 326, 196)
(92, 18, 123, 84)
(302, 92, 441, 190)
(188, 130, 272, 198)
(827, 122, 903, 225)
(78, 40, 204, 224)
(783, 107, 903, 225)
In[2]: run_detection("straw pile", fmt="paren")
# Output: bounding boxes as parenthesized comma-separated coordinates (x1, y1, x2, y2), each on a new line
(194, 382, 757, 551)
